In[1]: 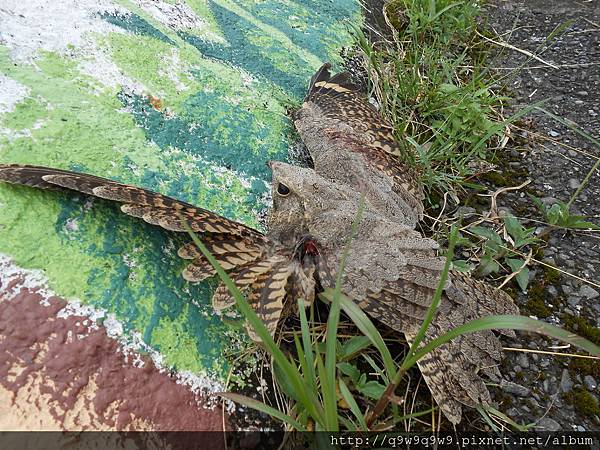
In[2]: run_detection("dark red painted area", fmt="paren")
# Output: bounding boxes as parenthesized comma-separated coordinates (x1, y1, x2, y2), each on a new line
(0, 277, 227, 432)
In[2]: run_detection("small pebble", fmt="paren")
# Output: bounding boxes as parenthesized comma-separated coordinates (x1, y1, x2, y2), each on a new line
(541, 196, 559, 206)
(540, 358, 551, 368)
(517, 353, 530, 369)
(579, 285, 599, 300)
(501, 380, 531, 397)
(568, 178, 581, 189)
(560, 369, 573, 393)
(562, 285, 573, 295)
(506, 407, 520, 418)
(584, 375, 597, 391)
(549, 130, 560, 137)
(535, 417, 561, 432)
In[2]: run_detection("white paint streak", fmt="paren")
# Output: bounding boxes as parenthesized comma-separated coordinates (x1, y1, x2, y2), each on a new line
(79, 49, 148, 95)
(158, 49, 189, 93)
(0, 0, 122, 63)
(0, 0, 150, 95)
(133, 0, 207, 31)
(0, 74, 30, 113)
(0, 253, 226, 404)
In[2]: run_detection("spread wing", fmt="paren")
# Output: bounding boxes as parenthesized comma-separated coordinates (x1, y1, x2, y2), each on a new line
(362, 274, 518, 424)
(0, 164, 299, 339)
(309, 196, 519, 424)
(294, 63, 424, 223)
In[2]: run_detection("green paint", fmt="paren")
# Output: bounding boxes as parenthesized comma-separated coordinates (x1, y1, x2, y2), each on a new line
(100, 12, 176, 45)
(0, 0, 362, 380)
(210, 0, 323, 67)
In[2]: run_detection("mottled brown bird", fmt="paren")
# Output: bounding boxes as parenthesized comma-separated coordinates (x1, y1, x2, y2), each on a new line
(294, 63, 425, 227)
(0, 64, 519, 425)
(293, 63, 519, 423)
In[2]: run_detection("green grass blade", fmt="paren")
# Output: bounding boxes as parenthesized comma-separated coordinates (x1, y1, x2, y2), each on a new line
(324, 194, 366, 431)
(361, 353, 388, 384)
(484, 405, 533, 432)
(219, 392, 306, 431)
(315, 351, 334, 430)
(405, 224, 458, 359)
(476, 405, 499, 432)
(293, 334, 310, 387)
(375, 408, 435, 429)
(340, 335, 372, 361)
(322, 290, 397, 382)
(338, 377, 368, 430)
(405, 314, 600, 370)
(298, 297, 316, 393)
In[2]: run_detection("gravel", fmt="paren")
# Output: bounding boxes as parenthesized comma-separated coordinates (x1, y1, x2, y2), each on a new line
(535, 417, 562, 432)
(579, 285, 600, 300)
(560, 369, 574, 393)
(483, 0, 600, 431)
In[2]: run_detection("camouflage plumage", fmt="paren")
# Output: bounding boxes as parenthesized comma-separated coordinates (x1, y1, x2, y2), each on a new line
(293, 64, 519, 424)
(293, 63, 424, 227)
(0, 64, 520, 425)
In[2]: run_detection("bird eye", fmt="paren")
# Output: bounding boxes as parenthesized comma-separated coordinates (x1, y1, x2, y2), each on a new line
(276, 182, 290, 196)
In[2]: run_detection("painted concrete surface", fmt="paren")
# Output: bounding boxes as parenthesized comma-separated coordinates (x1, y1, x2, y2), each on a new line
(0, 0, 361, 430)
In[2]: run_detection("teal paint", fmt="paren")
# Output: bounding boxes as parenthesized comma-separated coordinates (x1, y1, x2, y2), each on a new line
(100, 12, 177, 46)
(179, 1, 309, 98)
(117, 90, 287, 198)
(54, 194, 230, 374)
(241, 0, 357, 68)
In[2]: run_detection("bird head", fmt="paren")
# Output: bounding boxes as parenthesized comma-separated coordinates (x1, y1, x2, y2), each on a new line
(266, 161, 352, 246)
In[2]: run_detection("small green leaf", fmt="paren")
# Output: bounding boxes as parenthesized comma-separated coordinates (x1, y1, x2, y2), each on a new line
(340, 336, 372, 360)
(358, 373, 367, 386)
(452, 259, 472, 272)
(471, 226, 502, 245)
(527, 193, 545, 212)
(546, 203, 563, 225)
(440, 83, 459, 93)
(357, 380, 387, 400)
(515, 267, 530, 292)
(566, 218, 600, 230)
(504, 215, 524, 242)
(506, 258, 530, 292)
(337, 363, 361, 383)
(478, 253, 500, 276)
